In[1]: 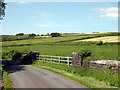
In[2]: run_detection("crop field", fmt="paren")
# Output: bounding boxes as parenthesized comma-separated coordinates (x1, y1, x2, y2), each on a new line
(76, 36, 119, 43)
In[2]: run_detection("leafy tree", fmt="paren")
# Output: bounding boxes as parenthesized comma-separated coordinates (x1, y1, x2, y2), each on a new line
(37, 34, 40, 36)
(80, 49, 92, 58)
(47, 33, 50, 36)
(41, 34, 44, 36)
(0, 0, 7, 20)
(50, 32, 61, 37)
(16, 33, 24, 36)
(28, 33, 36, 38)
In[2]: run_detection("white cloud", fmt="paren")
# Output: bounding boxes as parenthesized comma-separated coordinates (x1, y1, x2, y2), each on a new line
(95, 7, 118, 18)
(114, 30, 120, 32)
(18, 1, 28, 4)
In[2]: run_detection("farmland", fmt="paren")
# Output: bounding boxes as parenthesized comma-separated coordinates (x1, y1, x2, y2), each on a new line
(2, 45, 118, 60)
(2, 32, 119, 60)
(1, 32, 120, 88)
(1, 32, 120, 47)
(77, 36, 119, 43)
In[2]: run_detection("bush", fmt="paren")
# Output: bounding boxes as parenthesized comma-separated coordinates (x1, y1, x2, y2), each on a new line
(80, 49, 92, 58)
(16, 33, 24, 36)
(96, 41, 103, 45)
(50, 32, 61, 37)
(28, 33, 36, 38)
(2, 51, 11, 60)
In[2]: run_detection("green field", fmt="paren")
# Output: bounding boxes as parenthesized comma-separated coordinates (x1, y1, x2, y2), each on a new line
(2, 32, 119, 60)
(1, 32, 119, 47)
(2, 45, 119, 60)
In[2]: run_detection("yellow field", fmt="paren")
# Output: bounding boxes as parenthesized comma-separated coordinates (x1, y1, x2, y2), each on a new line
(76, 36, 119, 43)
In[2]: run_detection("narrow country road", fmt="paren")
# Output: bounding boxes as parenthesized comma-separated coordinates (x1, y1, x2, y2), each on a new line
(2, 60, 87, 88)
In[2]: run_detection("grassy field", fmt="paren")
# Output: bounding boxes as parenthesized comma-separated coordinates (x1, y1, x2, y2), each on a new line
(77, 36, 119, 43)
(1, 32, 119, 60)
(1, 32, 119, 47)
(1, 35, 99, 46)
(2, 45, 119, 60)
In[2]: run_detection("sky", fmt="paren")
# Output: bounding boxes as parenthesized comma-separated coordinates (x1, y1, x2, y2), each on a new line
(1, 1, 119, 35)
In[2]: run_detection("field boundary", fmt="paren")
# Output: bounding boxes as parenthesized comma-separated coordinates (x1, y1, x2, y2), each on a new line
(37, 55, 72, 65)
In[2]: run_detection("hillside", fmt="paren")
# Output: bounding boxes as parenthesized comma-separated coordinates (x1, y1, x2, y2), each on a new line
(1, 32, 120, 47)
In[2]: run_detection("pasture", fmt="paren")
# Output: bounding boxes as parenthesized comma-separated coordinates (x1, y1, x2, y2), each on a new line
(1, 32, 120, 47)
(2, 32, 119, 60)
(2, 45, 119, 60)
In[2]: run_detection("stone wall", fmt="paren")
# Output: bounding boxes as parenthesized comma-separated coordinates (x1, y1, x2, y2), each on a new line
(71, 52, 120, 71)
(89, 60, 120, 71)
(72, 52, 83, 68)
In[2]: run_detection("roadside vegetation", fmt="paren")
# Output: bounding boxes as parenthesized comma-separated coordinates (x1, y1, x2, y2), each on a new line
(1, 66, 13, 89)
(31, 61, 119, 88)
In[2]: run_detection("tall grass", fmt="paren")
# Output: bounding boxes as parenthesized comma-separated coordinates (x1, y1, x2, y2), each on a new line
(2, 70, 13, 89)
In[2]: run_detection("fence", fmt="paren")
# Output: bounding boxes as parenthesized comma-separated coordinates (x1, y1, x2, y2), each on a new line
(37, 55, 72, 65)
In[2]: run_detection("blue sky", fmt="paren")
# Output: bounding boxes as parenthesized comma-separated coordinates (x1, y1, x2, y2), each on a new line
(1, 2, 118, 35)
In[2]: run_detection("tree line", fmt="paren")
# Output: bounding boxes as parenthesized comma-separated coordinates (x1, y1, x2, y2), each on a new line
(15, 32, 61, 37)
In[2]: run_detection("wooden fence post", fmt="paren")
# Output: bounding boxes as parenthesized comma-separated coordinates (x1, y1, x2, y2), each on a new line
(68, 57, 70, 66)
(39, 55, 40, 61)
(51, 56, 53, 64)
(59, 57, 61, 64)
(45, 56, 46, 63)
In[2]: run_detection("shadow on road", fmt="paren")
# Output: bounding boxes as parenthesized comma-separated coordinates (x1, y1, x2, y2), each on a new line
(1, 60, 26, 74)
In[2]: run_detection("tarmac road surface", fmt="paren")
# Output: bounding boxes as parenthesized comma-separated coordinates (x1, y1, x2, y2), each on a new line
(2, 60, 87, 88)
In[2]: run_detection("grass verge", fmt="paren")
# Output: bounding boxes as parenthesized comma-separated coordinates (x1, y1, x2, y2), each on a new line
(2, 70, 14, 89)
(31, 61, 119, 88)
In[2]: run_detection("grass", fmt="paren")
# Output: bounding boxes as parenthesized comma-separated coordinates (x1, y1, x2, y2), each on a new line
(2, 70, 14, 89)
(1, 35, 94, 46)
(1, 32, 120, 47)
(2, 45, 119, 60)
(78, 36, 119, 43)
(31, 61, 119, 88)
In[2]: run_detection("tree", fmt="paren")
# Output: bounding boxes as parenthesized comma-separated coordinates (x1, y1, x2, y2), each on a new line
(41, 34, 44, 36)
(46, 33, 50, 36)
(50, 32, 61, 37)
(28, 33, 36, 38)
(16, 33, 24, 36)
(0, 0, 7, 20)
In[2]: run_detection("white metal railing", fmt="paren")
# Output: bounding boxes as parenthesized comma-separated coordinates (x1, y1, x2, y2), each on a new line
(36, 55, 72, 65)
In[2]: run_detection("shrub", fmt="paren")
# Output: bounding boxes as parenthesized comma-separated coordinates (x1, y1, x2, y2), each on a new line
(16, 33, 24, 36)
(96, 41, 103, 45)
(80, 49, 92, 58)
(50, 32, 61, 37)
(28, 33, 36, 38)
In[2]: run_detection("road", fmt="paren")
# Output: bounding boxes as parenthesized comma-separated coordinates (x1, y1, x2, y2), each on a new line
(2, 60, 87, 88)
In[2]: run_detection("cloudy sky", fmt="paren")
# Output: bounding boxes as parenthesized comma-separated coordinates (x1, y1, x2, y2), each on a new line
(1, 0, 119, 35)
